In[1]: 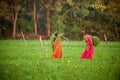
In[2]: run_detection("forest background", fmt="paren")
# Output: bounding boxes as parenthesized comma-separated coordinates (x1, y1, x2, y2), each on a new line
(0, 0, 119, 40)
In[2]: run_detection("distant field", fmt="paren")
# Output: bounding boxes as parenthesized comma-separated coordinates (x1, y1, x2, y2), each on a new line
(0, 40, 120, 80)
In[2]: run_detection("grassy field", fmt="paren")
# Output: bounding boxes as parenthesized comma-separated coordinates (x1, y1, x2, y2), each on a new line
(0, 40, 120, 80)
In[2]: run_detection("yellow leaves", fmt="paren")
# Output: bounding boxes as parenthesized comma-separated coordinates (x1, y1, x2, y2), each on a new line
(67, 0, 74, 6)
(90, 2, 107, 11)
(55, 1, 62, 12)
(91, 0, 119, 12)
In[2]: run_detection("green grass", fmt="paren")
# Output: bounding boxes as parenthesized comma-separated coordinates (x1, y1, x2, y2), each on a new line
(0, 40, 120, 80)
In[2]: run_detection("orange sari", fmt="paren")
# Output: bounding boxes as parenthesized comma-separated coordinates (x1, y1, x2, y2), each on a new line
(52, 36, 62, 59)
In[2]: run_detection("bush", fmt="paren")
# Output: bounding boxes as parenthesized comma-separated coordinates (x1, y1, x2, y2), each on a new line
(92, 36, 100, 46)
(50, 33, 64, 44)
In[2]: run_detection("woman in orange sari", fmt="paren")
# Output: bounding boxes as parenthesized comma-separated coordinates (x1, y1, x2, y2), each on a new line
(52, 33, 62, 59)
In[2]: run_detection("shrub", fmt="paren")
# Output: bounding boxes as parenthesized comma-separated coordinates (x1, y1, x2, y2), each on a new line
(50, 34, 55, 44)
(92, 36, 100, 46)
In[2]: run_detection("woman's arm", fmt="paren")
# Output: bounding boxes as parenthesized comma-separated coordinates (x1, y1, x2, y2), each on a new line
(86, 41, 90, 51)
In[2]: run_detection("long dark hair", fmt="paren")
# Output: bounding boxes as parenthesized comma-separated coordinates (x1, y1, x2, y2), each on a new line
(54, 32, 58, 37)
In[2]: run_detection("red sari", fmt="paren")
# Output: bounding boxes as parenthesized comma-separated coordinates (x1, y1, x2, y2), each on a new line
(52, 36, 62, 59)
(81, 35, 94, 60)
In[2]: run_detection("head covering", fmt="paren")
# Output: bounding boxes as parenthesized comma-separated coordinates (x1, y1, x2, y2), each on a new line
(86, 35, 93, 44)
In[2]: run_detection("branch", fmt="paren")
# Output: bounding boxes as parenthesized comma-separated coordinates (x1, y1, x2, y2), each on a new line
(39, 36, 44, 56)
(21, 32, 27, 47)
(63, 36, 71, 47)
(104, 34, 108, 47)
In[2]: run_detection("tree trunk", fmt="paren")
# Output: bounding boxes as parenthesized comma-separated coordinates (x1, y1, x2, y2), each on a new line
(11, 0, 17, 39)
(34, 0, 37, 35)
(46, 8, 50, 37)
(13, 12, 18, 39)
(115, 26, 119, 40)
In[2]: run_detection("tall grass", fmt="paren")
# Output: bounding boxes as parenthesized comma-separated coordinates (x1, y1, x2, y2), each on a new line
(0, 40, 120, 80)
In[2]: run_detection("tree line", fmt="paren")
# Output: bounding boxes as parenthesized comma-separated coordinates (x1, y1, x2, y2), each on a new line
(0, 0, 120, 40)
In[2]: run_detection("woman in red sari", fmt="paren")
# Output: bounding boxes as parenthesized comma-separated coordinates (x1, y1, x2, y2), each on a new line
(80, 34, 94, 60)
(52, 33, 62, 59)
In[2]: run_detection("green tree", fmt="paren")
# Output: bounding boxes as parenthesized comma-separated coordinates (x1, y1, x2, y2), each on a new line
(89, 0, 120, 40)
(0, 0, 20, 39)
(0, 0, 12, 39)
